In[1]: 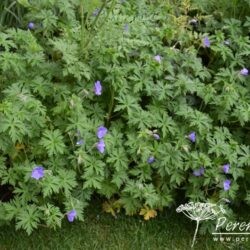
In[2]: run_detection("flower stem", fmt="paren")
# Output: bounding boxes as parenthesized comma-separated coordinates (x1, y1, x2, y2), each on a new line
(83, 0, 109, 50)
(107, 86, 115, 124)
(192, 220, 200, 248)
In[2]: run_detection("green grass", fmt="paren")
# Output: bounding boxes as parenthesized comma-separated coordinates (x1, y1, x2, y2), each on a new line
(0, 201, 249, 250)
(0, 0, 25, 29)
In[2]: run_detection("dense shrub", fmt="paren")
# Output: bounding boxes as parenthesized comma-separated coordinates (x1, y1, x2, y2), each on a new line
(0, 0, 249, 234)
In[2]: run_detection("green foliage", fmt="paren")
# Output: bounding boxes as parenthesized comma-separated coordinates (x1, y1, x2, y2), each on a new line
(40, 130, 66, 156)
(0, 0, 249, 234)
(15, 205, 41, 235)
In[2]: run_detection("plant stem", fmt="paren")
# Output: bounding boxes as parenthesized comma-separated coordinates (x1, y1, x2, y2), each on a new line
(90, 0, 107, 30)
(83, 0, 108, 50)
(83, 0, 116, 54)
(107, 86, 115, 124)
(192, 220, 200, 248)
(80, 1, 84, 50)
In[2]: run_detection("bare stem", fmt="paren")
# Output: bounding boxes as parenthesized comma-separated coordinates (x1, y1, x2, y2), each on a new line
(192, 220, 200, 248)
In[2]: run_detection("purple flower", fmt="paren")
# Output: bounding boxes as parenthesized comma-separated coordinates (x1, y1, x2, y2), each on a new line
(76, 139, 84, 146)
(240, 68, 248, 76)
(31, 166, 44, 180)
(97, 126, 108, 139)
(28, 22, 35, 30)
(188, 132, 196, 143)
(203, 36, 210, 48)
(93, 8, 100, 16)
(153, 133, 160, 140)
(94, 81, 102, 96)
(154, 55, 162, 63)
(222, 164, 230, 174)
(147, 156, 155, 164)
(193, 167, 205, 176)
(96, 139, 105, 153)
(223, 179, 231, 191)
(124, 24, 129, 32)
(67, 209, 77, 222)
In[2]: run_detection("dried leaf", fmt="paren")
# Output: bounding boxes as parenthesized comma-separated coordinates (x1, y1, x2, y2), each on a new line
(139, 206, 157, 220)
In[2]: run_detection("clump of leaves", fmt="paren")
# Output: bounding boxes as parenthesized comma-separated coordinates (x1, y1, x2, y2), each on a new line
(0, 0, 249, 234)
